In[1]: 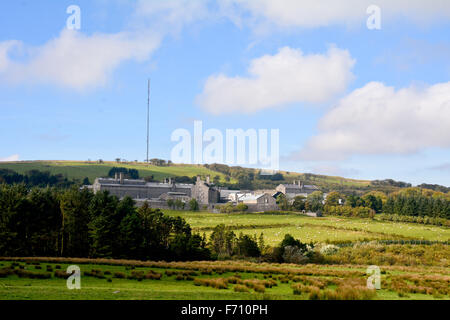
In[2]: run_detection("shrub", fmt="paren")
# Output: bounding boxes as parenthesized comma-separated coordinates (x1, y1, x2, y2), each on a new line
(319, 244, 339, 256)
(234, 285, 250, 293)
(308, 287, 321, 300)
(15, 269, 51, 279)
(84, 269, 105, 279)
(0, 267, 13, 278)
(54, 270, 70, 279)
(253, 284, 266, 293)
(113, 272, 126, 279)
(193, 278, 228, 289)
(128, 270, 144, 281)
(335, 285, 377, 300)
(144, 269, 163, 279)
(201, 269, 213, 275)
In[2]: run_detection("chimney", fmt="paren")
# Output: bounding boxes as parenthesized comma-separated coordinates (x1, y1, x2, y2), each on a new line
(115, 172, 118, 180)
(206, 175, 210, 184)
(169, 177, 172, 185)
(196, 176, 201, 184)
(119, 172, 124, 184)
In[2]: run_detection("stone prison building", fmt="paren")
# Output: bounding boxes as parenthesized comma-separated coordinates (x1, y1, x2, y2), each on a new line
(91, 173, 280, 212)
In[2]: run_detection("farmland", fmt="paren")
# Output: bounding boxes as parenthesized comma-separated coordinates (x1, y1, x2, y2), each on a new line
(0, 212, 448, 300)
(165, 211, 450, 246)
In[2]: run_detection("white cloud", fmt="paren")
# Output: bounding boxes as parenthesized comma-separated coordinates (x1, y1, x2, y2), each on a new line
(0, 0, 207, 90)
(0, 30, 161, 90)
(135, 0, 211, 30)
(0, 154, 20, 162)
(221, 0, 450, 29)
(297, 81, 450, 160)
(197, 46, 355, 114)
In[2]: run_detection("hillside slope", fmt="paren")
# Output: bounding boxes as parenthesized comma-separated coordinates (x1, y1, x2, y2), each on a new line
(0, 161, 232, 184)
(0, 160, 424, 194)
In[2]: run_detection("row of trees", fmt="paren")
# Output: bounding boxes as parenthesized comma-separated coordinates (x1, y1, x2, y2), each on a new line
(272, 187, 449, 219)
(208, 225, 319, 264)
(0, 185, 209, 261)
(323, 189, 449, 219)
(276, 191, 324, 213)
(0, 183, 322, 263)
(0, 169, 77, 188)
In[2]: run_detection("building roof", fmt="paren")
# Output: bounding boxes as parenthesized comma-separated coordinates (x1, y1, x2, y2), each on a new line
(279, 183, 318, 190)
(237, 193, 265, 202)
(94, 178, 193, 189)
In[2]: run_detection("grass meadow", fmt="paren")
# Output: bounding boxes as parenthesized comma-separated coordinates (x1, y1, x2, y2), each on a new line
(0, 258, 448, 300)
(165, 211, 450, 246)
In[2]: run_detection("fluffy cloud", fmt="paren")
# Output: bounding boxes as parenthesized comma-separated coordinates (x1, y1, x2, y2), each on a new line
(221, 0, 450, 29)
(0, 30, 161, 90)
(0, 0, 207, 90)
(297, 81, 450, 160)
(197, 46, 355, 114)
(0, 154, 20, 162)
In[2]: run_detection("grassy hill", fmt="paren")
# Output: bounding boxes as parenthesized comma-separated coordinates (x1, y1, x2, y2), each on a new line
(0, 160, 406, 194)
(0, 161, 233, 184)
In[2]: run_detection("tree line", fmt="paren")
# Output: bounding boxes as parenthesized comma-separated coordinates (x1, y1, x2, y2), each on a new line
(0, 185, 209, 261)
(0, 169, 77, 188)
(273, 188, 449, 220)
(323, 189, 449, 220)
(0, 184, 323, 263)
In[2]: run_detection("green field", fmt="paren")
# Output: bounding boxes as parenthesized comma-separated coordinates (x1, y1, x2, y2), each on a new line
(0, 161, 372, 188)
(165, 211, 450, 246)
(0, 259, 448, 300)
(0, 161, 233, 183)
(1, 212, 448, 300)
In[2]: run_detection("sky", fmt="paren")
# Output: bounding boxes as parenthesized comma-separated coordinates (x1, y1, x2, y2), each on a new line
(0, 0, 450, 186)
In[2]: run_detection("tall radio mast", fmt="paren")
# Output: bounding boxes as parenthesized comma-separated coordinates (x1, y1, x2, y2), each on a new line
(146, 79, 150, 165)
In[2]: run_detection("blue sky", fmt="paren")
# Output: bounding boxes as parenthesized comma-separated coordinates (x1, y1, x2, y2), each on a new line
(1, 0, 450, 186)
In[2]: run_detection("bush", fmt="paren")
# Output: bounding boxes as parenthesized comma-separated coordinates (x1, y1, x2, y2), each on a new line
(253, 284, 266, 293)
(54, 270, 70, 279)
(319, 244, 339, 256)
(84, 269, 105, 279)
(145, 270, 162, 280)
(113, 272, 126, 279)
(193, 278, 228, 290)
(0, 267, 13, 278)
(234, 285, 250, 293)
(128, 270, 144, 281)
(15, 269, 51, 279)
(189, 198, 199, 211)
